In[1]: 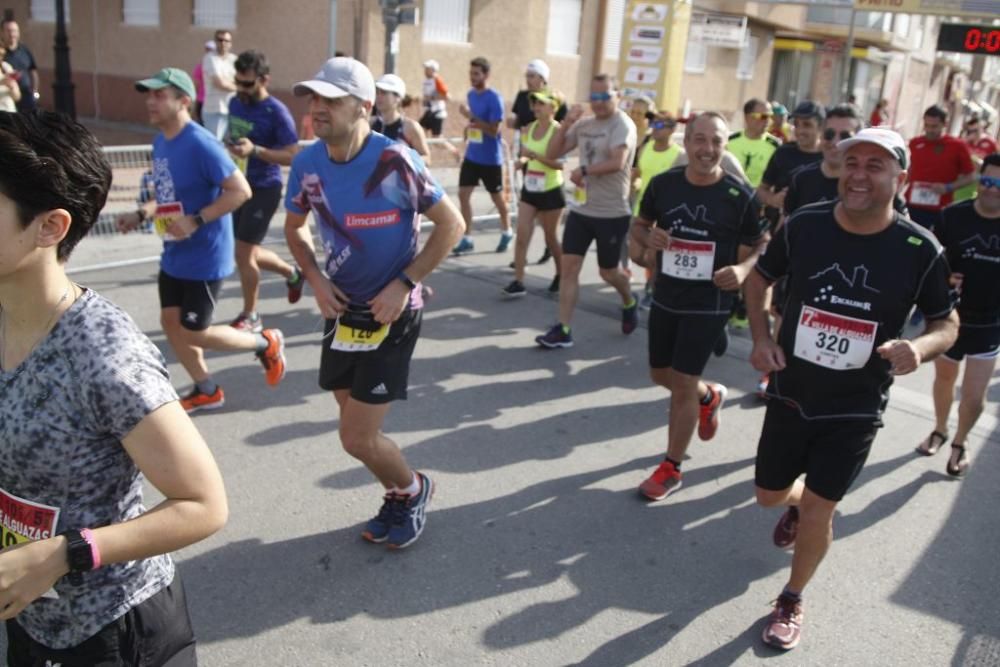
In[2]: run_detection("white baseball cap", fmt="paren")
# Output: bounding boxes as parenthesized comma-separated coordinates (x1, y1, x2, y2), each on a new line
(526, 59, 550, 82)
(375, 73, 406, 98)
(837, 127, 908, 168)
(423, 59, 440, 71)
(204, 40, 216, 51)
(293, 57, 376, 104)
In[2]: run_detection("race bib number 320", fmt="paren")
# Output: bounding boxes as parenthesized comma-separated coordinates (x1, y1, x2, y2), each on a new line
(1, 488, 60, 598)
(661, 237, 716, 281)
(793, 306, 877, 371)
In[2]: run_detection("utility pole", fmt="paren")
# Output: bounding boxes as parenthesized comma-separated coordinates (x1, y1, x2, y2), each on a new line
(53, 0, 75, 117)
(379, 0, 419, 74)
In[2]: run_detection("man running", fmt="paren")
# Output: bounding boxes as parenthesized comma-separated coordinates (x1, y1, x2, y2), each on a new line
(726, 98, 779, 188)
(918, 153, 1000, 477)
(745, 128, 958, 650)
(905, 104, 975, 230)
(284, 57, 464, 549)
(630, 112, 768, 500)
(225, 49, 304, 333)
(117, 67, 287, 412)
(535, 73, 638, 348)
(453, 57, 512, 254)
(758, 100, 825, 217)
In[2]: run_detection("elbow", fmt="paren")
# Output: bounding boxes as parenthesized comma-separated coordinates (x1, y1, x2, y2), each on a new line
(200, 491, 229, 539)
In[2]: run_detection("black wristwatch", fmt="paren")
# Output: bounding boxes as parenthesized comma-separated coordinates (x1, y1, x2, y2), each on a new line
(60, 530, 94, 585)
(397, 272, 417, 290)
(580, 165, 588, 177)
(193, 213, 206, 228)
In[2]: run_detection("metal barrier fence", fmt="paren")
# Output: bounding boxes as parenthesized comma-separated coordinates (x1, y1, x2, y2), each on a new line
(95, 136, 520, 238)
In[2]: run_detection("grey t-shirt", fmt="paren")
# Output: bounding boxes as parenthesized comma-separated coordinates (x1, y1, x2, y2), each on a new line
(0, 289, 177, 648)
(566, 109, 637, 218)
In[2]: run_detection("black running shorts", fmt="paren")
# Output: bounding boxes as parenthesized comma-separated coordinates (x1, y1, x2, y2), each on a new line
(944, 323, 1000, 362)
(459, 160, 503, 194)
(754, 401, 879, 502)
(519, 187, 566, 212)
(158, 270, 222, 331)
(319, 308, 422, 404)
(647, 305, 729, 376)
(561, 211, 631, 269)
(6, 575, 197, 667)
(233, 185, 283, 245)
(419, 111, 444, 136)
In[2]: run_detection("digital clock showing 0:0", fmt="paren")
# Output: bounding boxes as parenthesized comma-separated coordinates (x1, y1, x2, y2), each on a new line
(937, 24, 1000, 56)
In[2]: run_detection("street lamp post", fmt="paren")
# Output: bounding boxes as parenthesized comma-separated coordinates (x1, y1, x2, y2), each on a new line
(53, 0, 75, 118)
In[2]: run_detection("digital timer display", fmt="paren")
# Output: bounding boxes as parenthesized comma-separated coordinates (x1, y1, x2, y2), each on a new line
(937, 24, 1000, 56)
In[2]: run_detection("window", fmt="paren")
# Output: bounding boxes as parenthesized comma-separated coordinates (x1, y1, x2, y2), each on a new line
(31, 0, 69, 23)
(684, 39, 707, 74)
(194, 0, 236, 29)
(603, 0, 626, 60)
(547, 0, 582, 55)
(423, 0, 470, 44)
(736, 35, 759, 81)
(893, 13, 910, 39)
(124, 0, 159, 27)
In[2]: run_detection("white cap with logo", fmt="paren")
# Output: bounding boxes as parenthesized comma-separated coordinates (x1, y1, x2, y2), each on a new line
(375, 73, 406, 98)
(525, 59, 550, 82)
(293, 57, 376, 104)
(837, 127, 908, 169)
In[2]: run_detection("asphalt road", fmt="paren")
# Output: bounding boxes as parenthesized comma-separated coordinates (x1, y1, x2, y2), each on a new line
(5, 222, 999, 667)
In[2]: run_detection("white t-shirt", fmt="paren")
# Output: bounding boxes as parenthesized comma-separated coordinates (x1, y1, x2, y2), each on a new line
(202, 51, 236, 115)
(0, 61, 17, 112)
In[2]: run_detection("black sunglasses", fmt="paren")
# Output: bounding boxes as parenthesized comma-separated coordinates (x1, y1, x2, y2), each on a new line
(823, 128, 854, 142)
(234, 78, 257, 88)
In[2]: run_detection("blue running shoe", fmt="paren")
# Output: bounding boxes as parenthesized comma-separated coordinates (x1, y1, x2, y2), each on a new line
(386, 472, 434, 549)
(622, 292, 639, 334)
(452, 237, 475, 255)
(535, 323, 573, 349)
(496, 231, 514, 253)
(362, 492, 402, 543)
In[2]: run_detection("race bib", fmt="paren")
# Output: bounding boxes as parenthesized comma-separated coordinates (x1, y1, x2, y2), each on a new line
(524, 170, 546, 193)
(467, 127, 483, 144)
(0, 488, 60, 599)
(573, 186, 587, 205)
(235, 155, 249, 174)
(661, 237, 716, 281)
(793, 305, 877, 371)
(910, 182, 941, 207)
(330, 317, 390, 352)
(153, 201, 183, 241)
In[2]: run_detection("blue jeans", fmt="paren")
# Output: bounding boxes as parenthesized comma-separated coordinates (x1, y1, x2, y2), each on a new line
(202, 112, 228, 141)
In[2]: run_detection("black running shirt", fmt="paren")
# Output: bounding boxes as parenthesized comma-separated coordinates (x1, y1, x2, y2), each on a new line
(936, 200, 1000, 326)
(762, 143, 823, 192)
(755, 201, 954, 421)
(784, 162, 912, 217)
(640, 167, 768, 314)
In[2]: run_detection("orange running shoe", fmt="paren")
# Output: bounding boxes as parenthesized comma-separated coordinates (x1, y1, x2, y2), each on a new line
(697, 383, 728, 441)
(257, 329, 286, 386)
(180, 386, 225, 413)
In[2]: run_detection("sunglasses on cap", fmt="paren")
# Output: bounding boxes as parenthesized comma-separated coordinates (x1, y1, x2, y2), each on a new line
(748, 112, 773, 120)
(589, 92, 613, 102)
(823, 128, 854, 142)
(651, 120, 675, 130)
(981, 175, 1000, 189)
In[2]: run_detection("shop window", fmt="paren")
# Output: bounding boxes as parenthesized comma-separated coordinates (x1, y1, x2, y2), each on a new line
(603, 0, 626, 60)
(423, 0, 470, 44)
(547, 0, 582, 55)
(194, 0, 236, 29)
(124, 0, 159, 27)
(737, 35, 759, 81)
(31, 0, 69, 23)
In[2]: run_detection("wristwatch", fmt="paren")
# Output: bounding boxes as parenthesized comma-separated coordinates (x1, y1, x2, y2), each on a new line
(193, 213, 206, 228)
(60, 530, 94, 585)
(397, 272, 417, 290)
(580, 165, 588, 177)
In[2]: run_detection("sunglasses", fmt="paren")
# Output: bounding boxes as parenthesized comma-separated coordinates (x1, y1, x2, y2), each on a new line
(981, 175, 1000, 189)
(823, 129, 854, 141)
(589, 92, 613, 102)
(215, 38, 232, 43)
(748, 112, 773, 120)
(651, 120, 675, 130)
(234, 78, 257, 88)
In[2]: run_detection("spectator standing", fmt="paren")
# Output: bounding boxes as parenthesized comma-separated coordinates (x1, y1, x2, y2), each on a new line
(192, 39, 215, 125)
(201, 29, 237, 140)
(1, 18, 38, 112)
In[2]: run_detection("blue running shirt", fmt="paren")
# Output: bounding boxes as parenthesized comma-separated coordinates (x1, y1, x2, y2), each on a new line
(285, 133, 445, 305)
(464, 87, 504, 166)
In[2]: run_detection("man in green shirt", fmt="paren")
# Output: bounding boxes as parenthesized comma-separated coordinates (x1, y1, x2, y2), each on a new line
(727, 98, 780, 188)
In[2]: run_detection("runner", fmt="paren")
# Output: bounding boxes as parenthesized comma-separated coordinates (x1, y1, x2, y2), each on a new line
(0, 110, 227, 665)
(372, 73, 431, 159)
(283, 57, 464, 549)
(757, 100, 825, 217)
(534, 73, 638, 348)
(726, 98, 779, 189)
(418, 59, 459, 161)
(768, 102, 792, 144)
(503, 90, 565, 297)
(507, 59, 567, 129)
(225, 49, 304, 334)
(453, 57, 512, 255)
(904, 104, 976, 230)
(918, 153, 1000, 477)
(744, 128, 958, 650)
(954, 115, 998, 201)
(629, 112, 768, 500)
(117, 67, 287, 412)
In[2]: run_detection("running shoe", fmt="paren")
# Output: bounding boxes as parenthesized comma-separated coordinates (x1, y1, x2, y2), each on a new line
(535, 324, 573, 349)
(547, 275, 560, 293)
(257, 329, 286, 386)
(537, 247, 552, 264)
(421, 284, 434, 301)
(452, 237, 475, 255)
(496, 231, 514, 253)
(697, 383, 728, 441)
(286, 267, 304, 304)
(362, 492, 402, 543)
(713, 327, 729, 357)
(638, 460, 683, 501)
(502, 280, 527, 298)
(729, 313, 750, 329)
(773, 506, 799, 549)
(757, 373, 770, 398)
(386, 472, 434, 549)
(180, 386, 225, 413)
(230, 312, 263, 333)
(622, 293, 639, 335)
(762, 593, 804, 650)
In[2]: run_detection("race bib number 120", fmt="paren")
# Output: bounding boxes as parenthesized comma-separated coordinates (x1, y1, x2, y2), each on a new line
(330, 318, 390, 352)
(793, 306, 877, 371)
(0, 488, 60, 599)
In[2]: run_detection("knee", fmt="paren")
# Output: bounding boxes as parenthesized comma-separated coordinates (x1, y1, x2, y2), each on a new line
(755, 486, 788, 507)
(798, 496, 836, 528)
(649, 368, 671, 389)
(598, 267, 621, 283)
(339, 425, 376, 460)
